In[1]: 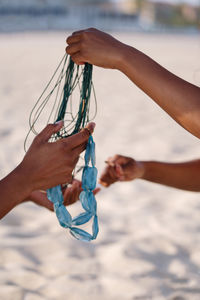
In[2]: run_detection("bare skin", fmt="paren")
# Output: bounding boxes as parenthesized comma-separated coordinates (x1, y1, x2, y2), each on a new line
(100, 154, 200, 192)
(66, 28, 200, 138)
(0, 121, 96, 219)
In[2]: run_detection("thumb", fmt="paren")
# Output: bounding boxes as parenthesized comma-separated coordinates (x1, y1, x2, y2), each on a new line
(36, 121, 64, 143)
(29, 191, 54, 211)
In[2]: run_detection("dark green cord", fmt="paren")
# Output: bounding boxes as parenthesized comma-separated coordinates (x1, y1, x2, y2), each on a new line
(24, 54, 96, 151)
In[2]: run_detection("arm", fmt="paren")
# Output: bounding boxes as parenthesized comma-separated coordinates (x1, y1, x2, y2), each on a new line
(0, 121, 95, 219)
(100, 155, 200, 192)
(66, 28, 200, 138)
(141, 160, 200, 192)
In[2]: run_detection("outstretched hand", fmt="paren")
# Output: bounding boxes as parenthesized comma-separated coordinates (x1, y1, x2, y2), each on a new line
(100, 154, 145, 187)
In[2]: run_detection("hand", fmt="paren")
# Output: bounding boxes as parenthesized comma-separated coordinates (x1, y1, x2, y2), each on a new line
(66, 28, 127, 69)
(27, 179, 101, 211)
(100, 154, 145, 187)
(18, 121, 95, 195)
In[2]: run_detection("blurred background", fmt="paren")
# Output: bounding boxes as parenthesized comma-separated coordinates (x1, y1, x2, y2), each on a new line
(1, 1, 200, 300)
(0, 0, 199, 33)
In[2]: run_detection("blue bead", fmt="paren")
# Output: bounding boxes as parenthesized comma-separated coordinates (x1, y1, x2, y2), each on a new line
(47, 185, 63, 204)
(84, 138, 91, 166)
(92, 215, 99, 239)
(80, 191, 90, 212)
(54, 204, 72, 228)
(72, 212, 93, 226)
(87, 192, 97, 215)
(82, 166, 97, 190)
(70, 227, 93, 242)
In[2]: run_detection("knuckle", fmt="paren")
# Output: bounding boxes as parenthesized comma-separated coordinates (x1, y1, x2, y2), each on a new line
(82, 31, 87, 39)
(79, 50, 85, 59)
(46, 123, 54, 131)
(34, 133, 40, 141)
(114, 154, 121, 160)
(82, 128, 90, 139)
(61, 143, 67, 153)
(66, 36, 71, 44)
(79, 40, 85, 50)
(72, 30, 80, 35)
(66, 46, 70, 54)
(82, 31, 91, 41)
(60, 140, 69, 153)
(71, 54, 78, 64)
(63, 139, 70, 148)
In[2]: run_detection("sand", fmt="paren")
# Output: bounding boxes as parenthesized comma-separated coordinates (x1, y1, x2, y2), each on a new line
(0, 31, 200, 300)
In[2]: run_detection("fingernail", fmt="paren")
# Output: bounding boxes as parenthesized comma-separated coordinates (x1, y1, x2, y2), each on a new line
(55, 120, 63, 126)
(87, 122, 96, 132)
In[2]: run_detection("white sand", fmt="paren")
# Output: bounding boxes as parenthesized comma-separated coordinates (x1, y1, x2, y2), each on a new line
(0, 32, 200, 300)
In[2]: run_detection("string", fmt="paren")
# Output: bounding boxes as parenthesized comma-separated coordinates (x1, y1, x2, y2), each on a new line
(24, 54, 97, 149)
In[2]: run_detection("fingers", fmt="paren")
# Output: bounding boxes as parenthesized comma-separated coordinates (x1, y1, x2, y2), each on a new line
(63, 179, 100, 206)
(115, 163, 124, 178)
(63, 179, 82, 206)
(99, 165, 119, 187)
(93, 187, 101, 195)
(66, 34, 81, 45)
(40, 198, 54, 211)
(66, 28, 94, 45)
(72, 30, 85, 35)
(30, 190, 54, 211)
(71, 52, 85, 65)
(66, 28, 96, 65)
(106, 155, 131, 180)
(66, 42, 81, 56)
(66, 122, 96, 149)
(107, 154, 128, 166)
(99, 155, 130, 187)
(36, 121, 64, 143)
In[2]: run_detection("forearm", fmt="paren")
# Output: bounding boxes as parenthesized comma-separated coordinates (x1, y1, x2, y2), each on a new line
(141, 159, 200, 192)
(0, 164, 31, 219)
(119, 46, 200, 138)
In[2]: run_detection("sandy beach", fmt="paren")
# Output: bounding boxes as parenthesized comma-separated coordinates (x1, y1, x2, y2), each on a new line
(0, 31, 200, 300)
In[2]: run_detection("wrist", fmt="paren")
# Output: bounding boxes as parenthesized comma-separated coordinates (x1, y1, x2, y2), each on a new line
(14, 163, 34, 202)
(117, 44, 137, 72)
(140, 161, 155, 181)
(134, 161, 146, 179)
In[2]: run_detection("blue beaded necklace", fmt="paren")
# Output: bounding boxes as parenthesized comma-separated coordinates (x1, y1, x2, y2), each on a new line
(25, 54, 99, 242)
